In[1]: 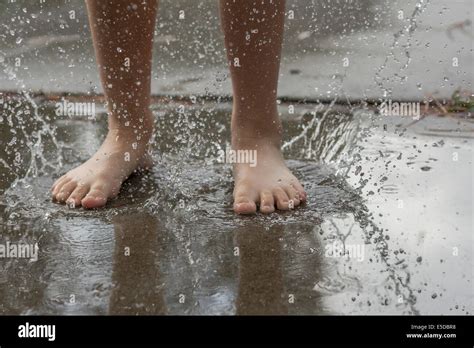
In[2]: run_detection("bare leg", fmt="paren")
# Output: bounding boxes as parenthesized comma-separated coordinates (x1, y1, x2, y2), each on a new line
(219, 0, 306, 214)
(51, 0, 157, 208)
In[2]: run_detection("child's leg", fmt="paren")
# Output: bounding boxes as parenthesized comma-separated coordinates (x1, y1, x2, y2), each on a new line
(51, 0, 157, 208)
(219, 0, 306, 214)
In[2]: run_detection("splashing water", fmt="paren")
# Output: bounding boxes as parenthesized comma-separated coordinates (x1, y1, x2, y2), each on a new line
(0, 62, 66, 180)
(374, 0, 431, 98)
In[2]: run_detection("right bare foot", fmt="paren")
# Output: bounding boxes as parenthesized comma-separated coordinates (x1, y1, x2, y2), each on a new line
(51, 120, 153, 209)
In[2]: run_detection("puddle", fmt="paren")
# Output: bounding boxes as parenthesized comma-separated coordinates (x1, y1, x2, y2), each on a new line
(1, 97, 471, 315)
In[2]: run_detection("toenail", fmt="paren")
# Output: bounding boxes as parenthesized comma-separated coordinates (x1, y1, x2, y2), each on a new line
(288, 200, 294, 209)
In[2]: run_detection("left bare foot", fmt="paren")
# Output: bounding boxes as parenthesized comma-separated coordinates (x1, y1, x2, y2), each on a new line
(232, 138, 307, 214)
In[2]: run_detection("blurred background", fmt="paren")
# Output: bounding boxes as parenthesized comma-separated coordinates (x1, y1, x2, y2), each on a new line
(0, 0, 472, 100)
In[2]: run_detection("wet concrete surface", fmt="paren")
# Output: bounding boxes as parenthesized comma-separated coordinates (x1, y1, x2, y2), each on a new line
(0, 0, 472, 100)
(0, 99, 472, 315)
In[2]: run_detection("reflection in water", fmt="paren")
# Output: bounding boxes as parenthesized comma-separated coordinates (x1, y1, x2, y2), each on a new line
(109, 212, 166, 315)
(109, 216, 324, 315)
(236, 224, 287, 315)
(236, 222, 325, 315)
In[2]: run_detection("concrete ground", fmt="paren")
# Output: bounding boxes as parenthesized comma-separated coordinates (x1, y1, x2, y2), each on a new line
(0, 0, 472, 100)
(0, 100, 472, 315)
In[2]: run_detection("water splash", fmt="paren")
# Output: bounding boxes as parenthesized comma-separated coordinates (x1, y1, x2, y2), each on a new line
(0, 63, 66, 180)
(374, 0, 431, 98)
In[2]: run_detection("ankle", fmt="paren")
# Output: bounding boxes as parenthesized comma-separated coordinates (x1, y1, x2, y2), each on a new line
(107, 110, 154, 140)
(231, 131, 282, 151)
(231, 116, 282, 149)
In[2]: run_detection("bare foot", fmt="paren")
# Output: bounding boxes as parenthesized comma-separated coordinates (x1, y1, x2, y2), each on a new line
(51, 119, 153, 209)
(232, 137, 307, 215)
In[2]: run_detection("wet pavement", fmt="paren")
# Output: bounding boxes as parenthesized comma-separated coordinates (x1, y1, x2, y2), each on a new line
(0, 99, 472, 315)
(0, 0, 472, 100)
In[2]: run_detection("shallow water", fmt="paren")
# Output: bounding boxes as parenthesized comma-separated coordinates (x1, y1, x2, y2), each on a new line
(0, 97, 472, 315)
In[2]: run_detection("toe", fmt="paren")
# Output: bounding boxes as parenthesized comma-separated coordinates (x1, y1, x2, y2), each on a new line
(291, 181, 307, 202)
(259, 190, 275, 214)
(233, 184, 257, 214)
(234, 201, 257, 214)
(52, 177, 71, 199)
(51, 175, 66, 192)
(66, 183, 90, 208)
(81, 185, 109, 209)
(273, 187, 290, 210)
(55, 180, 78, 203)
(283, 185, 301, 209)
